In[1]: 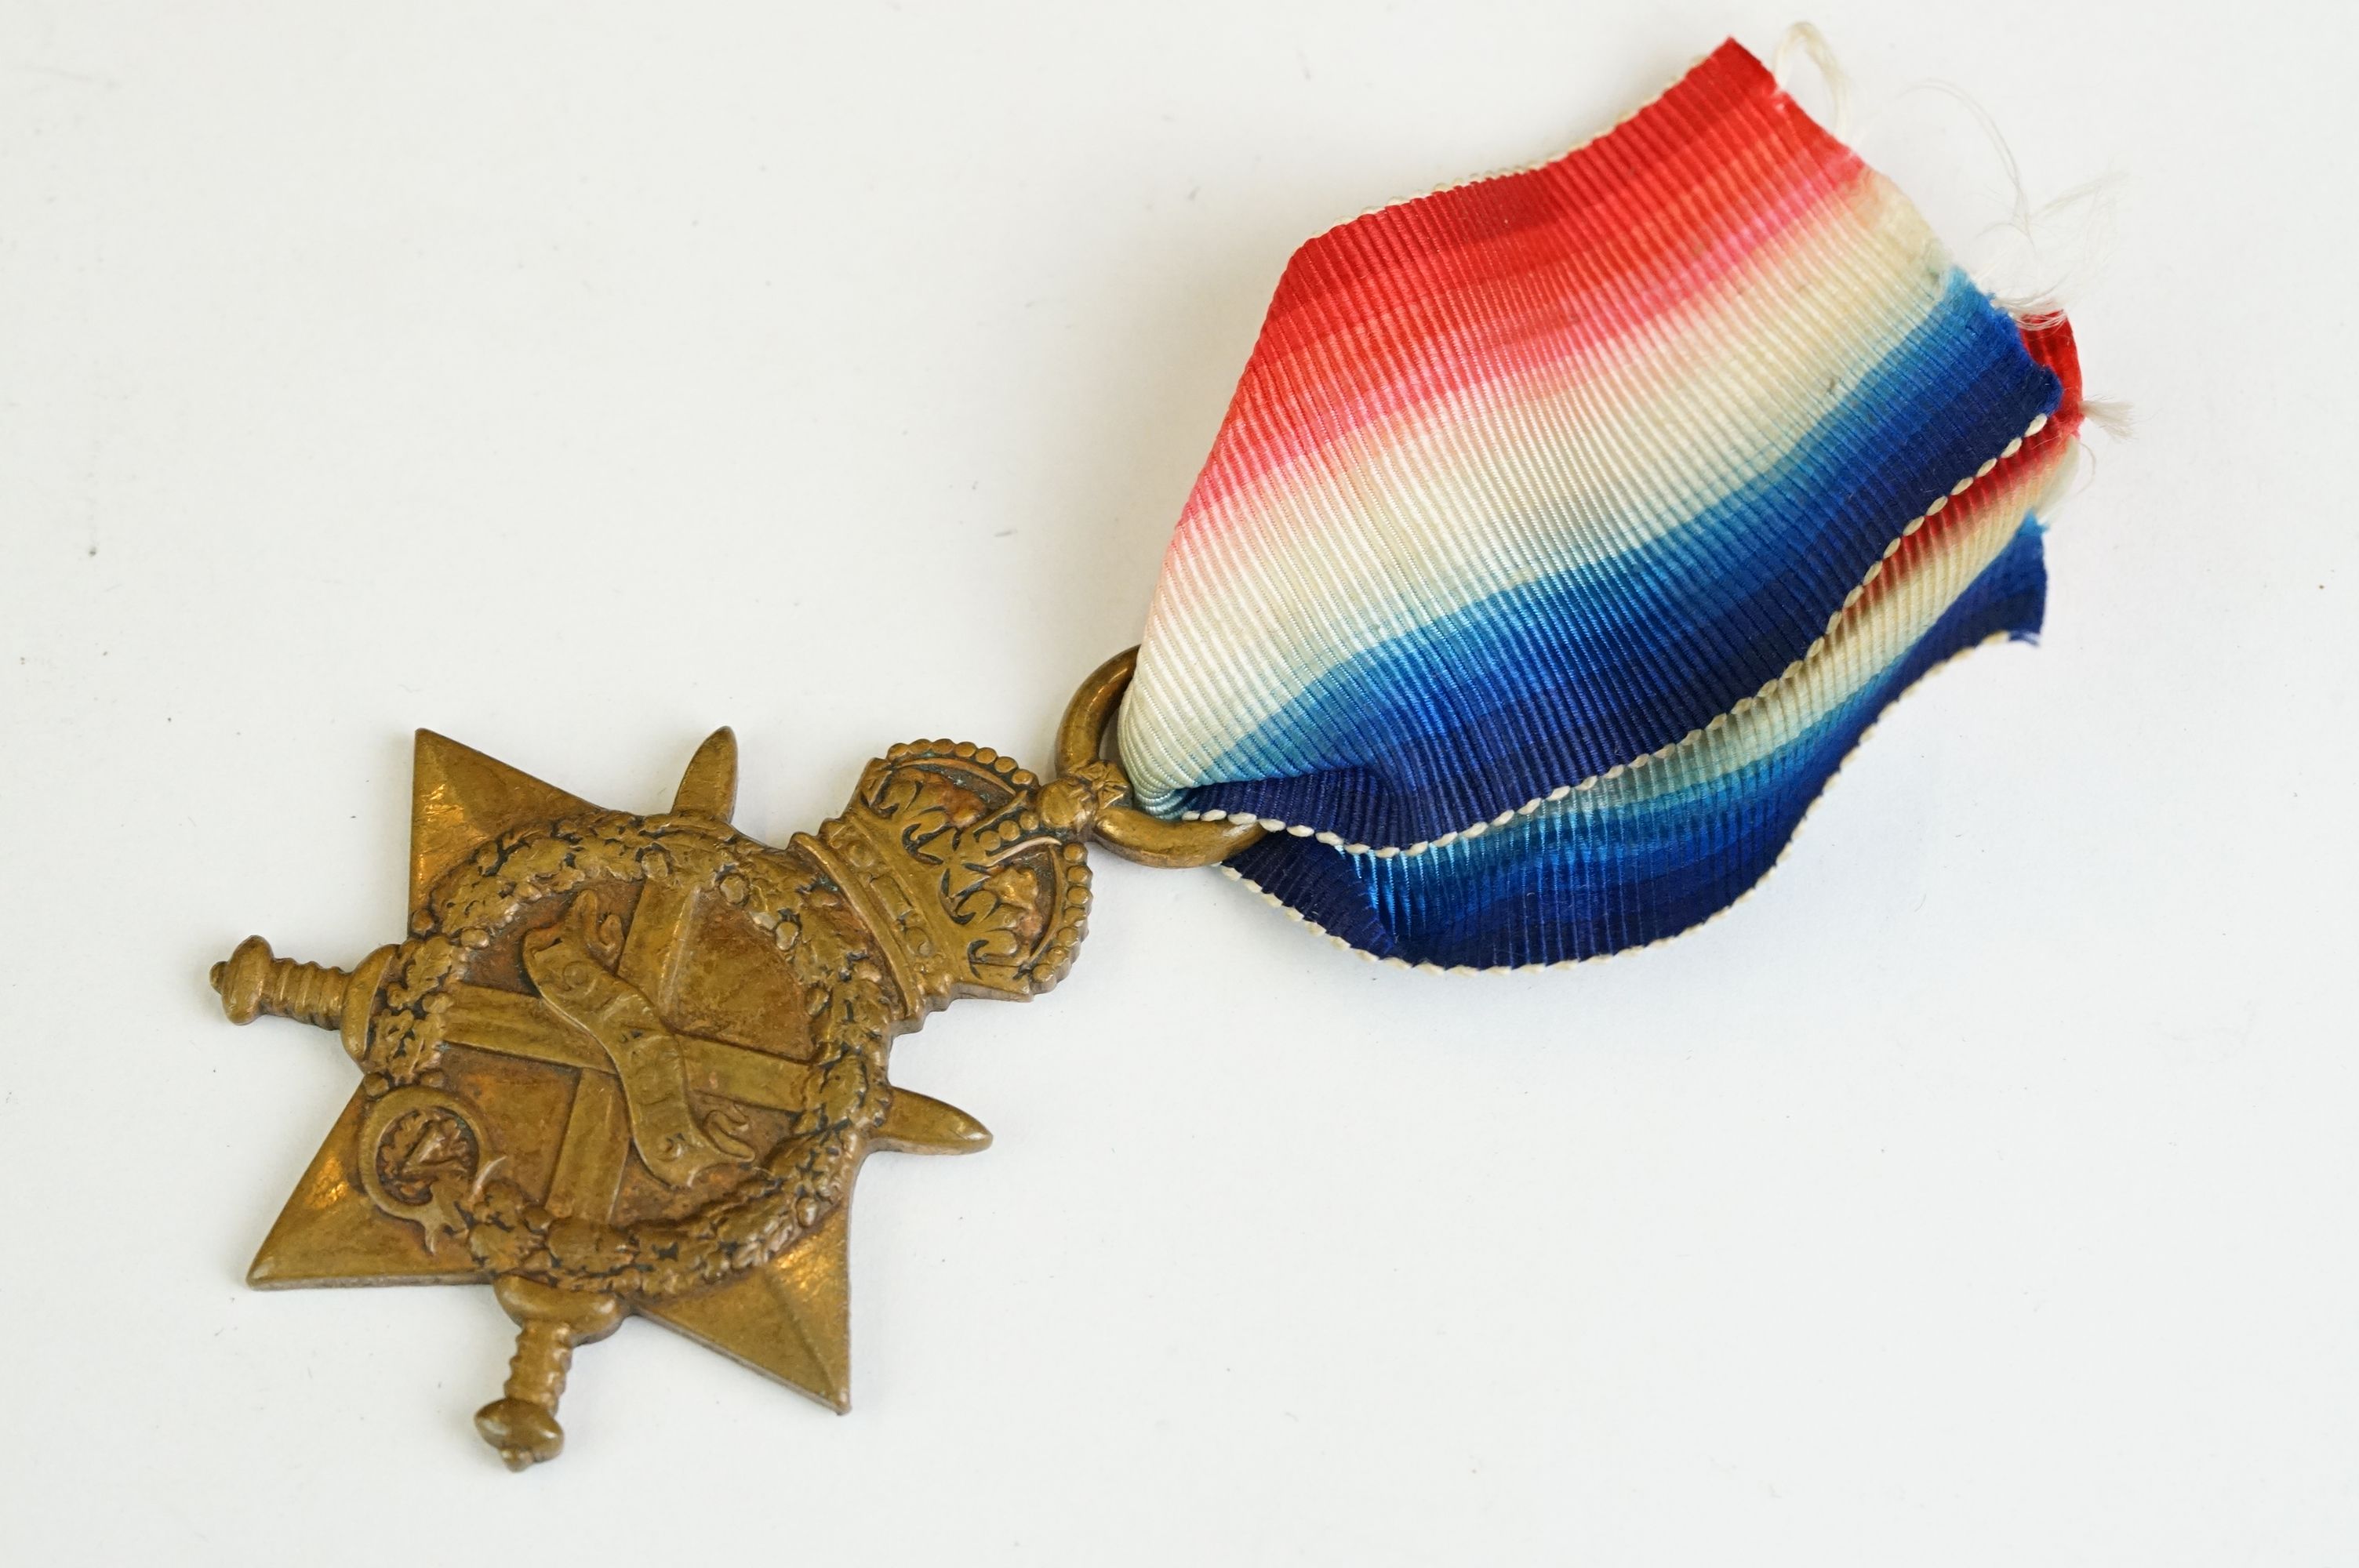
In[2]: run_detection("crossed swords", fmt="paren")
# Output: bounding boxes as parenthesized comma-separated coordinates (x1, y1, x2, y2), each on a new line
(212, 863, 823, 1468)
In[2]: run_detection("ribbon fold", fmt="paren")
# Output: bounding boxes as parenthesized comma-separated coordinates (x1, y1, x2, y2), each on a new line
(1117, 40, 2086, 969)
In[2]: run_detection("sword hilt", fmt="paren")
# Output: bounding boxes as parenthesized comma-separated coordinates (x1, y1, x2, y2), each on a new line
(209, 935, 394, 1062)
(212, 935, 348, 1028)
(473, 1276, 624, 1472)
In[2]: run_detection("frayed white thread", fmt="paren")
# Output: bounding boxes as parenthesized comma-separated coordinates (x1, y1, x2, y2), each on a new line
(1772, 22, 1853, 139)
(2077, 397, 2135, 441)
(1900, 77, 2122, 320)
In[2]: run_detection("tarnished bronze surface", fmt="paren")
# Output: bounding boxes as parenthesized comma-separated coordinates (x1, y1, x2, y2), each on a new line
(213, 725, 1129, 1468)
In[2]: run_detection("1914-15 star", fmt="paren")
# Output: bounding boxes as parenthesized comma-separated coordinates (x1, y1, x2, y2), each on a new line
(211, 728, 992, 1468)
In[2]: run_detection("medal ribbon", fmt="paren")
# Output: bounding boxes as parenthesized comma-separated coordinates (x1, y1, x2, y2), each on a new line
(1117, 40, 2085, 969)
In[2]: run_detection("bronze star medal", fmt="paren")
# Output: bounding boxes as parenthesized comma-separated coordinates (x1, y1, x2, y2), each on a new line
(209, 655, 1254, 1468)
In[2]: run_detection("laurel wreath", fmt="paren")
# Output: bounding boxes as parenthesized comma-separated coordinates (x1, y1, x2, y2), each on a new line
(363, 811, 893, 1297)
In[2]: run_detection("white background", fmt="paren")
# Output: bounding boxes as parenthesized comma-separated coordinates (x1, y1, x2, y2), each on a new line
(2, 2, 2352, 1563)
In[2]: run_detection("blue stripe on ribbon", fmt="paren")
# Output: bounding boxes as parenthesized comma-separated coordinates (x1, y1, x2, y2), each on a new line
(1182, 271, 2058, 848)
(1223, 519, 2048, 967)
